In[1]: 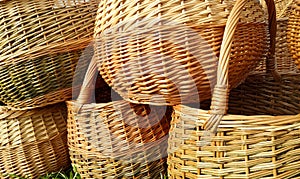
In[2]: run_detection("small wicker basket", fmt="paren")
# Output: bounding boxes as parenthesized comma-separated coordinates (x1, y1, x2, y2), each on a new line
(94, 0, 274, 106)
(0, 0, 98, 109)
(67, 58, 172, 178)
(0, 102, 70, 178)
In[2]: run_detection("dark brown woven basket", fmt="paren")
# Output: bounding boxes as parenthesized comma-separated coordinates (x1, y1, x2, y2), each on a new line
(0, 0, 98, 109)
(0, 102, 70, 178)
(67, 58, 172, 178)
(94, 0, 273, 106)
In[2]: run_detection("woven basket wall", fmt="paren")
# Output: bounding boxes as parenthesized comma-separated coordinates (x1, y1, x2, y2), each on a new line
(0, 0, 98, 109)
(168, 73, 300, 178)
(287, 0, 300, 69)
(94, 0, 271, 106)
(67, 100, 172, 179)
(0, 102, 70, 179)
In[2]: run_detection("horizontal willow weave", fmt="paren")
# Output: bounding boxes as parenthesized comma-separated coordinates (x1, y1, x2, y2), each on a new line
(94, 0, 269, 106)
(0, 0, 98, 109)
(0, 103, 70, 178)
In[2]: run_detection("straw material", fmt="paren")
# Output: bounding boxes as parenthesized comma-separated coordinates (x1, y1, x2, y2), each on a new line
(94, 0, 270, 106)
(287, 0, 300, 69)
(0, 102, 70, 178)
(0, 0, 98, 109)
(67, 100, 172, 179)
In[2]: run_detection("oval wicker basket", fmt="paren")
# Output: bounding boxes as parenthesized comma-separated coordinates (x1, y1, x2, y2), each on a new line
(67, 58, 172, 178)
(0, 102, 70, 179)
(94, 0, 273, 106)
(287, 0, 300, 69)
(0, 0, 98, 109)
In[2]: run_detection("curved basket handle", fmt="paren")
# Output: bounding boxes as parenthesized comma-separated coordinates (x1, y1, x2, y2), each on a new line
(75, 56, 98, 112)
(202, 0, 279, 133)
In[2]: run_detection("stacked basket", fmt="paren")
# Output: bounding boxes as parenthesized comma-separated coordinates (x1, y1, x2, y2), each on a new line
(67, 0, 284, 178)
(0, 0, 99, 178)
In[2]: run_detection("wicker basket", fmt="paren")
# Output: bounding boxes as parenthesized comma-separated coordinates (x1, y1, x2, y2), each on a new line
(167, 6, 300, 177)
(0, 102, 70, 178)
(67, 58, 172, 178)
(0, 0, 98, 109)
(287, 0, 300, 69)
(94, 0, 276, 106)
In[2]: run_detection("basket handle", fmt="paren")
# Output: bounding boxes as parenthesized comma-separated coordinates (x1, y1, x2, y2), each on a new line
(75, 56, 98, 111)
(202, 0, 279, 132)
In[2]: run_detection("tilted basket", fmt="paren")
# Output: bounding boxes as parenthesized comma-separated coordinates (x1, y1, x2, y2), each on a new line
(0, 0, 99, 109)
(94, 0, 273, 106)
(0, 102, 70, 178)
(287, 0, 300, 69)
(167, 1, 300, 177)
(67, 58, 172, 178)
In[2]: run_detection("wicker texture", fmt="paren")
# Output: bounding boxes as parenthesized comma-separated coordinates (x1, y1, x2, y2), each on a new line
(0, 0, 98, 109)
(67, 57, 172, 178)
(287, 0, 300, 69)
(94, 0, 270, 106)
(67, 101, 172, 178)
(274, 0, 295, 17)
(0, 102, 70, 178)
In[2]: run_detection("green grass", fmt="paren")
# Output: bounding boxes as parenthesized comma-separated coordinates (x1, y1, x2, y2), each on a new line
(6, 166, 81, 179)
(6, 166, 168, 179)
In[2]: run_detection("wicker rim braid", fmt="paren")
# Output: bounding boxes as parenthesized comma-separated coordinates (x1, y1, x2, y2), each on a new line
(0, 103, 70, 178)
(287, 0, 300, 69)
(168, 71, 300, 178)
(68, 56, 172, 178)
(94, 0, 275, 107)
(0, 0, 98, 109)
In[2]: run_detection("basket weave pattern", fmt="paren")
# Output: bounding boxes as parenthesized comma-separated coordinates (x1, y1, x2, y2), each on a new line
(168, 72, 300, 178)
(67, 100, 172, 178)
(94, 0, 269, 106)
(0, 103, 70, 178)
(287, 0, 300, 69)
(0, 0, 98, 109)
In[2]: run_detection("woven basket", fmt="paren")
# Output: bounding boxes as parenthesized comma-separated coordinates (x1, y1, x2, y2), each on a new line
(67, 58, 172, 178)
(0, 0, 98, 109)
(94, 0, 275, 106)
(167, 3, 300, 177)
(0, 102, 70, 179)
(287, 0, 300, 69)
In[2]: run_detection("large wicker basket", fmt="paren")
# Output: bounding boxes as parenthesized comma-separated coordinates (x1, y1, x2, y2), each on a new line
(167, 6, 300, 177)
(0, 102, 70, 178)
(0, 0, 98, 109)
(287, 0, 300, 69)
(67, 58, 172, 178)
(94, 0, 275, 106)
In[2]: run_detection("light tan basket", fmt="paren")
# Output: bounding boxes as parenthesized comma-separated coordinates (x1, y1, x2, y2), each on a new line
(67, 58, 172, 178)
(167, 1, 300, 178)
(94, 0, 275, 106)
(0, 0, 98, 109)
(287, 0, 300, 69)
(0, 102, 70, 179)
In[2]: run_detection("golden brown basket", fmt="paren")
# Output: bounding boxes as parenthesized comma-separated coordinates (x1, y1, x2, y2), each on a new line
(94, 0, 275, 106)
(67, 58, 172, 178)
(0, 0, 98, 109)
(0, 102, 70, 178)
(287, 0, 300, 69)
(167, 2, 300, 177)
